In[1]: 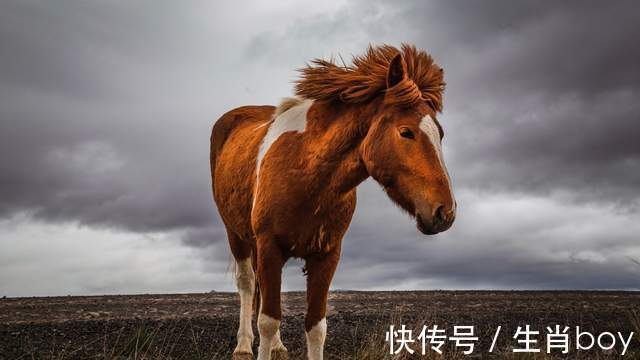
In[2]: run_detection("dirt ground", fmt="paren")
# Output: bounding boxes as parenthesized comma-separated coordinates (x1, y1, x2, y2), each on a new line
(1, 291, 639, 359)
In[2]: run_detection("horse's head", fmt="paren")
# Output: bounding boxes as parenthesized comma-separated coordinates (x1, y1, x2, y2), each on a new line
(361, 53, 455, 235)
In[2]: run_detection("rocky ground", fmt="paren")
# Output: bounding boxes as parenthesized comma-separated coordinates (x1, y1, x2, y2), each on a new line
(1, 291, 639, 359)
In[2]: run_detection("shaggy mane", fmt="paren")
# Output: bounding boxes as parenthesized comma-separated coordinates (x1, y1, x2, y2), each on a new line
(295, 44, 445, 112)
(273, 97, 304, 118)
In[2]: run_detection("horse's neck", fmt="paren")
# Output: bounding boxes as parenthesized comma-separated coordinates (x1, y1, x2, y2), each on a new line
(303, 102, 375, 194)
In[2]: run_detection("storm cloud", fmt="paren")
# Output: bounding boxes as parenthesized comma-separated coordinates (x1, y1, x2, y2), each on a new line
(1, 0, 639, 296)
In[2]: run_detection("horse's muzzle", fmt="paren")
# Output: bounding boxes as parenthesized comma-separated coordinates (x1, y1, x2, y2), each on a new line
(416, 204, 455, 235)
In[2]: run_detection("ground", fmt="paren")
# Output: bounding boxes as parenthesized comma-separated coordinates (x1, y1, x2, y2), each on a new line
(1, 291, 639, 359)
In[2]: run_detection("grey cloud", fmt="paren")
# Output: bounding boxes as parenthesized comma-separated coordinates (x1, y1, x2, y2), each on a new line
(0, 0, 223, 234)
(446, 90, 640, 207)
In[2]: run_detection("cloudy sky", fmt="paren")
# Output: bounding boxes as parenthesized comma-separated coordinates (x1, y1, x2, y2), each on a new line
(1, 0, 639, 296)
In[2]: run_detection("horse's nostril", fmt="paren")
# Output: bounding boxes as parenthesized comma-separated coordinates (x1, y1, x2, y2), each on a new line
(434, 205, 446, 224)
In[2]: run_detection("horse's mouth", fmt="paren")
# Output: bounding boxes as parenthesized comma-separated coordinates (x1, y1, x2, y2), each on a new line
(416, 215, 439, 235)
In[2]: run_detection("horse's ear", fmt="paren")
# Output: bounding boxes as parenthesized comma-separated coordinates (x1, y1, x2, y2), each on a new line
(386, 53, 407, 88)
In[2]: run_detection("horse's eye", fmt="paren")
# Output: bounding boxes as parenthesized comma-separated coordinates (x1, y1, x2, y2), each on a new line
(399, 127, 415, 139)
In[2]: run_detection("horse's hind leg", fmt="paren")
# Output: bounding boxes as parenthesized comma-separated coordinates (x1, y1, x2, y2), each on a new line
(229, 234, 255, 358)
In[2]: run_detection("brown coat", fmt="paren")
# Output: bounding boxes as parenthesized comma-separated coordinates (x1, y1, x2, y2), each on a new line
(210, 44, 455, 358)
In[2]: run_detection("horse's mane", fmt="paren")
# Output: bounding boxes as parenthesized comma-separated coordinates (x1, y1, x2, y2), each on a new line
(295, 44, 445, 112)
(273, 97, 304, 118)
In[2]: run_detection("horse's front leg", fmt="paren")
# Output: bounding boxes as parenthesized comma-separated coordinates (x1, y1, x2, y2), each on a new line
(256, 238, 287, 360)
(304, 250, 340, 360)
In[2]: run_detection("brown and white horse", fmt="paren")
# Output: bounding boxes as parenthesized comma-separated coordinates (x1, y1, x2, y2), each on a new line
(210, 44, 455, 360)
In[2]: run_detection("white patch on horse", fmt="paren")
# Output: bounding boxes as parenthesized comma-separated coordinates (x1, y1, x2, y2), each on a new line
(253, 98, 313, 209)
(234, 258, 255, 355)
(257, 313, 281, 360)
(271, 328, 287, 353)
(257, 98, 312, 176)
(420, 115, 456, 212)
(306, 317, 327, 360)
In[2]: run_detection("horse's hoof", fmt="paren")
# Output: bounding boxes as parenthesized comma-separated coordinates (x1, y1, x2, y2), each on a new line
(232, 351, 253, 360)
(270, 349, 288, 360)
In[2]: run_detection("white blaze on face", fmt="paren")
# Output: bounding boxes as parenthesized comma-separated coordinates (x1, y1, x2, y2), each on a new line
(253, 99, 313, 210)
(419, 115, 456, 212)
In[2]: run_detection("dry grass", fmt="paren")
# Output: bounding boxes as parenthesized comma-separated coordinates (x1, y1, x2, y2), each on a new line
(16, 319, 229, 360)
(9, 305, 640, 359)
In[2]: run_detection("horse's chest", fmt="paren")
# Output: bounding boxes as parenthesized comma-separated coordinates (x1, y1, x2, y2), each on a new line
(253, 181, 356, 256)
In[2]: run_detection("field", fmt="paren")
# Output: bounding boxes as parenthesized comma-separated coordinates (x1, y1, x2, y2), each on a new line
(1, 291, 639, 359)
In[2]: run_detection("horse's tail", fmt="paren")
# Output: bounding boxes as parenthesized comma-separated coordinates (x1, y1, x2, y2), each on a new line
(251, 250, 260, 317)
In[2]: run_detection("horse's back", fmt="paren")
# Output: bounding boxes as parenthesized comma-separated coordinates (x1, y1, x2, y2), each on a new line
(211, 105, 275, 243)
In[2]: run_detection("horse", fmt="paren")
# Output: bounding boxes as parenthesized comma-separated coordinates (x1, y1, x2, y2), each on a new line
(210, 44, 456, 360)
